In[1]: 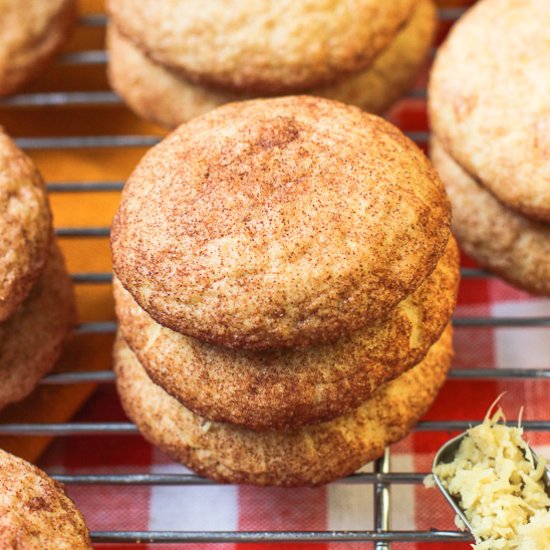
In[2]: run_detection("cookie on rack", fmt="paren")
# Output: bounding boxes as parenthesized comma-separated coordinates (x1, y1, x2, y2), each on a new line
(114, 237, 459, 430)
(115, 325, 452, 487)
(107, 0, 436, 129)
(0, 243, 75, 412)
(0, 448, 92, 549)
(0, 0, 78, 96)
(111, 96, 451, 350)
(108, 0, 417, 94)
(0, 130, 52, 321)
(432, 139, 550, 296)
(429, 0, 550, 221)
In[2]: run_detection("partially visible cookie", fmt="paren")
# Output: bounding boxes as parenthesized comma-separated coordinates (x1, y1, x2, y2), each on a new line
(114, 236, 458, 430)
(107, 0, 416, 94)
(432, 138, 550, 296)
(0, 448, 92, 549)
(429, 0, 550, 221)
(112, 96, 451, 350)
(0, 130, 51, 322)
(0, 243, 75, 411)
(115, 325, 452, 487)
(107, 0, 436, 128)
(0, 0, 78, 96)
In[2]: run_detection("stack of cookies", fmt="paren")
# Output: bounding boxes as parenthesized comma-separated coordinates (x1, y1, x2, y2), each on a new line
(111, 96, 459, 486)
(0, 130, 74, 412)
(107, 0, 436, 129)
(429, 0, 550, 295)
(0, 0, 77, 96)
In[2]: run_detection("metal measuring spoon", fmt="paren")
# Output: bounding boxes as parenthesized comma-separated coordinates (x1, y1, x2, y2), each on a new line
(431, 430, 550, 537)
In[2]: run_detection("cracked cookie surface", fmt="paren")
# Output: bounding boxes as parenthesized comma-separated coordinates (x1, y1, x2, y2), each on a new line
(112, 96, 450, 350)
(429, 0, 550, 221)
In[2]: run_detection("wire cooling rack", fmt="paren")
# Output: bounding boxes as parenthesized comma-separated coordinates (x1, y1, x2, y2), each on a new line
(1, 5, 550, 547)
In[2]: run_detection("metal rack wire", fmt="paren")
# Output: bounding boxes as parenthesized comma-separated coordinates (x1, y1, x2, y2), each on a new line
(1, 6, 549, 547)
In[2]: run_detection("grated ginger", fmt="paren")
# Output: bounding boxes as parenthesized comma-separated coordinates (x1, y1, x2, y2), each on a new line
(431, 404, 550, 549)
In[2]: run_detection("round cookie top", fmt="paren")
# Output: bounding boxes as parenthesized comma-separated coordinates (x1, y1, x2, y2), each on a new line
(429, 0, 550, 221)
(112, 96, 450, 350)
(0, 449, 91, 549)
(107, 0, 416, 94)
(0, 0, 77, 95)
(0, 130, 51, 321)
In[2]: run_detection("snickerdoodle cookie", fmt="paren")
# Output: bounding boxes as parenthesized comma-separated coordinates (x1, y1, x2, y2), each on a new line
(115, 325, 452, 487)
(0, 130, 51, 322)
(429, 0, 550, 221)
(111, 96, 450, 350)
(107, 0, 435, 129)
(107, 0, 416, 94)
(0, 243, 75, 411)
(0, 448, 92, 549)
(114, 237, 458, 430)
(432, 139, 550, 296)
(0, 0, 78, 96)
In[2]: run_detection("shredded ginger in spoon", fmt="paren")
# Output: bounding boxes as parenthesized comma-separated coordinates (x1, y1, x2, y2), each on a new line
(429, 401, 550, 549)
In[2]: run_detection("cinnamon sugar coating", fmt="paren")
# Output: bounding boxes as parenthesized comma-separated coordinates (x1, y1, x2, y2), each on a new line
(111, 96, 450, 350)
